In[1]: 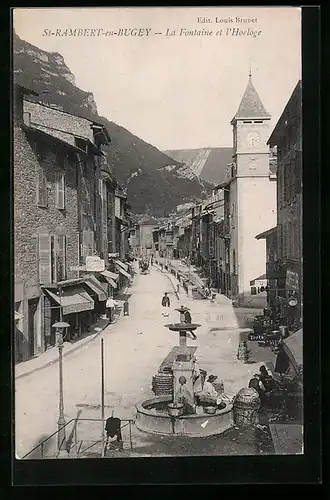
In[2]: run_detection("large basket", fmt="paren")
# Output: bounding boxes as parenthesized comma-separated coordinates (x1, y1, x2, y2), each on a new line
(152, 373, 173, 396)
(233, 388, 261, 427)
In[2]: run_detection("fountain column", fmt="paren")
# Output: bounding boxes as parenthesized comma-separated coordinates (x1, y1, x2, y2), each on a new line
(172, 358, 196, 412)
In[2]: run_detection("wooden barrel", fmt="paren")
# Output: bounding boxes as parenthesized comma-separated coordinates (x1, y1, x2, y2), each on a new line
(233, 388, 261, 427)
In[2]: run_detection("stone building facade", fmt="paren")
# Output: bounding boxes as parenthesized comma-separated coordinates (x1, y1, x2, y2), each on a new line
(14, 86, 112, 362)
(222, 75, 277, 307)
(264, 80, 302, 331)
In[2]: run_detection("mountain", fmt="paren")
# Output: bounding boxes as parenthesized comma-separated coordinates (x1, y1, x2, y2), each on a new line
(163, 148, 233, 186)
(13, 32, 211, 216)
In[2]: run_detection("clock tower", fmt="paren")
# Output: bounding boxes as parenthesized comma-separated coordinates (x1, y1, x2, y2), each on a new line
(227, 73, 277, 307)
(231, 73, 271, 177)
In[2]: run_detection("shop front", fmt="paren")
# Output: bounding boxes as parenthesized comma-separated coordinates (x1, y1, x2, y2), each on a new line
(14, 305, 24, 363)
(43, 283, 95, 342)
(82, 274, 108, 317)
(111, 258, 131, 292)
(99, 269, 119, 297)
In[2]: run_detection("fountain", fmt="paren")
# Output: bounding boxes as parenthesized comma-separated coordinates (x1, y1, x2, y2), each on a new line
(135, 306, 234, 437)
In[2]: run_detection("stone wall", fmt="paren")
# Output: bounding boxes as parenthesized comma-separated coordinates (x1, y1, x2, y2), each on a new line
(14, 126, 80, 288)
(24, 100, 94, 143)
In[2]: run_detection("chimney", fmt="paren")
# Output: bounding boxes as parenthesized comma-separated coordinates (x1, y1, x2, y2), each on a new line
(40, 90, 50, 106)
(23, 112, 31, 127)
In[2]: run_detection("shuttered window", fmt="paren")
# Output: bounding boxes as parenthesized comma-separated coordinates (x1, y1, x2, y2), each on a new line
(55, 172, 65, 209)
(36, 165, 48, 207)
(82, 230, 94, 258)
(39, 234, 52, 284)
(295, 151, 302, 195)
(55, 235, 66, 281)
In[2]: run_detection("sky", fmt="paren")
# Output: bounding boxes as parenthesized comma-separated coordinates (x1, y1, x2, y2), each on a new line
(13, 7, 301, 151)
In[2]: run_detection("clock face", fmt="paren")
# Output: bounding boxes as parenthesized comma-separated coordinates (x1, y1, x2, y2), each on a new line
(246, 132, 261, 147)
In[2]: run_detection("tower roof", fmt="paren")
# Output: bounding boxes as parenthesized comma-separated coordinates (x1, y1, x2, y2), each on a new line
(231, 77, 271, 123)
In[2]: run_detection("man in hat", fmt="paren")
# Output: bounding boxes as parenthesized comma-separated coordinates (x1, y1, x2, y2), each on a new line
(193, 368, 207, 400)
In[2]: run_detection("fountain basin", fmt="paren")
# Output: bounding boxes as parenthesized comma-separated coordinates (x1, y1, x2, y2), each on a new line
(135, 395, 234, 437)
(165, 323, 201, 332)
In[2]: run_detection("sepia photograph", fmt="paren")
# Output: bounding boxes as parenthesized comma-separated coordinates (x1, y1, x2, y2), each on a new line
(13, 7, 303, 461)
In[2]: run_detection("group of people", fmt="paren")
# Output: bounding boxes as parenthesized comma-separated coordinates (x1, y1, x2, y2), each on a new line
(181, 356, 226, 412)
(193, 365, 226, 410)
(248, 365, 279, 407)
(174, 368, 225, 415)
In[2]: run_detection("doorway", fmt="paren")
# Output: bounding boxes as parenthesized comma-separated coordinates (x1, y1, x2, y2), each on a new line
(27, 298, 39, 359)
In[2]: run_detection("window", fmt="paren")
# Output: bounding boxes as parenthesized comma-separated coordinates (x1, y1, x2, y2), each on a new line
(39, 234, 52, 284)
(115, 197, 121, 218)
(231, 203, 235, 227)
(39, 234, 67, 284)
(82, 230, 94, 259)
(295, 151, 302, 194)
(243, 120, 252, 123)
(233, 249, 236, 275)
(36, 165, 48, 207)
(55, 235, 66, 281)
(55, 172, 65, 209)
(254, 120, 263, 123)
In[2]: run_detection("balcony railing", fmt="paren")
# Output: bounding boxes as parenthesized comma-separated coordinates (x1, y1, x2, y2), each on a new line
(21, 417, 135, 459)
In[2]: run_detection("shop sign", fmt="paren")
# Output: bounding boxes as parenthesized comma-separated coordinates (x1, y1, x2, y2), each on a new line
(86, 256, 105, 272)
(286, 270, 299, 292)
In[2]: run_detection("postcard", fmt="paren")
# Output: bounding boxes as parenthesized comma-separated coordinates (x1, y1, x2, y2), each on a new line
(13, 7, 303, 464)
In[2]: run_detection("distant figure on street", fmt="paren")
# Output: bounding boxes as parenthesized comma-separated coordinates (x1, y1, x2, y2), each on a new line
(161, 292, 170, 316)
(184, 309, 197, 340)
(106, 298, 116, 323)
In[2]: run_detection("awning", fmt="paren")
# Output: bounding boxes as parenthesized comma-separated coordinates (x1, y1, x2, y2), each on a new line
(15, 311, 24, 321)
(116, 266, 131, 279)
(83, 275, 107, 302)
(113, 259, 129, 271)
(102, 270, 119, 281)
(45, 286, 94, 315)
(282, 329, 303, 373)
(100, 270, 118, 288)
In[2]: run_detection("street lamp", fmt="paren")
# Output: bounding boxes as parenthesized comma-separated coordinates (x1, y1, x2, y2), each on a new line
(52, 320, 70, 455)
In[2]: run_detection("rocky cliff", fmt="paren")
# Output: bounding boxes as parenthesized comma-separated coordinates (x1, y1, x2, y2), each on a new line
(13, 32, 211, 216)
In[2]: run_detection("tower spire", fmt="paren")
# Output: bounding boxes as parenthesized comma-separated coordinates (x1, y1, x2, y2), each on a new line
(249, 58, 252, 79)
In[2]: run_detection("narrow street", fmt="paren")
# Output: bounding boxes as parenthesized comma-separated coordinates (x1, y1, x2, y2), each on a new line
(16, 266, 275, 458)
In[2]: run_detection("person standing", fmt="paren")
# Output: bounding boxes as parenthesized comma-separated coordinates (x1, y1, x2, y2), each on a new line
(184, 309, 197, 340)
(106, 297, 116, 323)
(161, 292, 170, 316)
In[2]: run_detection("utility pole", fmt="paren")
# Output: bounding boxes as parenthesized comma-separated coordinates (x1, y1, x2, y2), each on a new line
(101, 338, 105, 457)
(56, 285, 67, 454)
